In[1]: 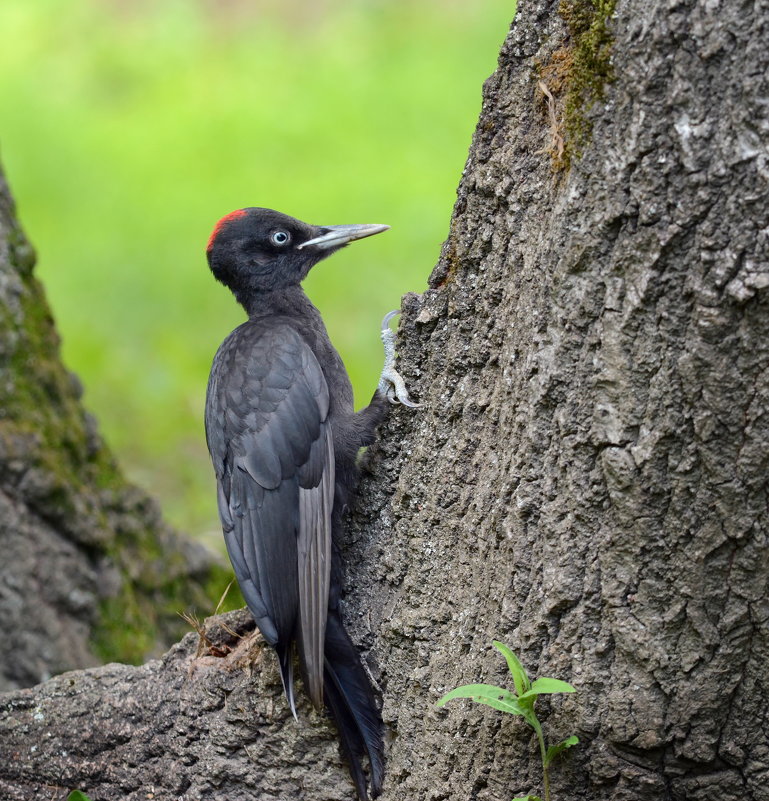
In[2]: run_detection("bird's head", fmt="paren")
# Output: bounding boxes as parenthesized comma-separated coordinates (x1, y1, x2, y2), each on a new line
(206, 207, 389, 306)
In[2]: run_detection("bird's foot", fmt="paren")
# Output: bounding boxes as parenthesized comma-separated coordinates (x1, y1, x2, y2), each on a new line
(378, 310, 421, 408)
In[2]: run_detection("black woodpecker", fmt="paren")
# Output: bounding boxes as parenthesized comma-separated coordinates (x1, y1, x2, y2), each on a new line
(204, 207, 418, 800)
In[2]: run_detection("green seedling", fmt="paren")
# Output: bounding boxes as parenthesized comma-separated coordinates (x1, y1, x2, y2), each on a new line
(67, 792, 93, 801)
(436, 640, 578, 801)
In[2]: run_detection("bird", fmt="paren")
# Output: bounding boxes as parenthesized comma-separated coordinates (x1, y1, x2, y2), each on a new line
(204, 207, 418, 800)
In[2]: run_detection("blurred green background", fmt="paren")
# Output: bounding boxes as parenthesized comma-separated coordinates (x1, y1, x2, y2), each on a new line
(0, 0, 511, 551)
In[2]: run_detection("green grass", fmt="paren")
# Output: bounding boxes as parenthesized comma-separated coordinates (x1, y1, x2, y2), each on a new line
(0, 0, 512, 549)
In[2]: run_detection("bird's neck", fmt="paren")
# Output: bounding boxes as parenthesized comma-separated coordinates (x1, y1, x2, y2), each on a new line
(241, 284, 317, 322)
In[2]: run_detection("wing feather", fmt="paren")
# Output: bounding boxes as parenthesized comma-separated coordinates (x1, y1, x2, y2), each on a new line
(204, 320, 335, 708)
(297, 425, 334, 707)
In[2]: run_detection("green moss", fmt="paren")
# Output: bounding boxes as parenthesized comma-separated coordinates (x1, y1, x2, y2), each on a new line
(561, 0, 617, 161)
(91, 591, 157, 664)
(88, 506, 237, 663)
(538, 0, 617, 171)
(3, 257, 89, 475)
(203, 568, 245, 615)
(0, 263, 119, 542)
(91, 538, 236, 664)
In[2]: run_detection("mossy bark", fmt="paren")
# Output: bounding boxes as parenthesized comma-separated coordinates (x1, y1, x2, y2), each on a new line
(0, 167, 232, 690)
(1, 0, 768, 799)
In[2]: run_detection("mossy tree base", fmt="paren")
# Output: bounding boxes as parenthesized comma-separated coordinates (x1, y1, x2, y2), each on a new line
(0, 168, 233, 689)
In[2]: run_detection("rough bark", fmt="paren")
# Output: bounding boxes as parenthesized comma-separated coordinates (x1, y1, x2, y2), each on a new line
(355, 1, 769, 797)
(0, 611, 356, 801)
(0, 168, 232, 691)
(2, 0, 769, 799)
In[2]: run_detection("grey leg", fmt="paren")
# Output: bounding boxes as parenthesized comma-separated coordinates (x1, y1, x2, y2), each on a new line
(378, 311, 421, 408)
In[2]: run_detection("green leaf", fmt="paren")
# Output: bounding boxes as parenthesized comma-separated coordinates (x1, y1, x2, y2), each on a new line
(67, 793, 93, 801)
(519, 677, 576, 699)
(511, 691, 539, 730)
(544, 734, 580, 767)
(436, 683, 526, 716)
(492, 640, 531, 696)
(512, 796, 541, 801)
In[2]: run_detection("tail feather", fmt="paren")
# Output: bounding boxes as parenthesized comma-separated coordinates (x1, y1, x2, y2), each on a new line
(323, 613, 384, 800)
(277, 643, 298, 721)
(324, 671, 371, 801)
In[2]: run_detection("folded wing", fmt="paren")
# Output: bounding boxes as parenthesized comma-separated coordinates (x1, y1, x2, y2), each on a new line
(205, 321, 333, 709)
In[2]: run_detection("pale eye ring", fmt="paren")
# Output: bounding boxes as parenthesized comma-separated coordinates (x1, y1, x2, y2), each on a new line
(271, 230, 290, 246)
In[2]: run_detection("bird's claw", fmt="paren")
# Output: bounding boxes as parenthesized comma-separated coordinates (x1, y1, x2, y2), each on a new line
(378, 310, 421, 408)
(381, 310, 401, 331)
(380, 367, 421, 408)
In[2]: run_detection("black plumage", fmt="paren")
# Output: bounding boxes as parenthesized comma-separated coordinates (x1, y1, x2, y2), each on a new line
(204, 207, 399, 799)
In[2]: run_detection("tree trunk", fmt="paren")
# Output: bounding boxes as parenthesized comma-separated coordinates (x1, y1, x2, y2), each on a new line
(350, 1, 769, 799)
(0, 170, 232, 691)
(2, 0, 768, 799)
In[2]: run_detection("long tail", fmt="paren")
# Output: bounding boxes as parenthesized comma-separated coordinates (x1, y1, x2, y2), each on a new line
(323, 612, 384, 800)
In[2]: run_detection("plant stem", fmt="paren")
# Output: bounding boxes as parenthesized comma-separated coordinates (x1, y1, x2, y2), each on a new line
(532, 719, 550, 801)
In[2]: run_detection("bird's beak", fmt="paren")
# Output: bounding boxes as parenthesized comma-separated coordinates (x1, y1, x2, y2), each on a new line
(297, 223, 390, 251)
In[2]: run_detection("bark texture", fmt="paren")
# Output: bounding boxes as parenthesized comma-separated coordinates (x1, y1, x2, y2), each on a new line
(0, 168, 231, 691)
(2, 0, 769, 799)
(352, 1, 769, 798)
(0, 611, 357, 801)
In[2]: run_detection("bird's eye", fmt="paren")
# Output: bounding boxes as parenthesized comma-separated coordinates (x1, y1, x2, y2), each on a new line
(270, 230, 290, 246)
